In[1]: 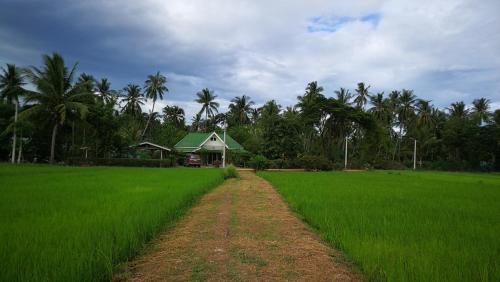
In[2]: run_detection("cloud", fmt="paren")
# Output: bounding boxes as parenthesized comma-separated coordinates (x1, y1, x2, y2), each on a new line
(0, 0, 499, 119)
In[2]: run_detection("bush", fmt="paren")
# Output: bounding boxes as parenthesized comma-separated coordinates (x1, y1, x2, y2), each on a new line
(67, 158, 176, 168)
(248, 155, 270, 170)
(298, 155, 332, 171)
(372, 160, 407, 170)
(269, 159, 285, 169)
(224, 165, 239, 179)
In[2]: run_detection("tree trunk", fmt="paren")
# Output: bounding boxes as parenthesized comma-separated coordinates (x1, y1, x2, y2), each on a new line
(50, 124, 58, 164)
(11, 101, 18, 163)
(141, 101, 155, 140)
(72, 120, 75, 148)
(17, 131, 22, 164)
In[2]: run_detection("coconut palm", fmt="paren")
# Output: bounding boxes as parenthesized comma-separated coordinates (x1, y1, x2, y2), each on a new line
(334, 87, 353, 106)
(23, 53, 92, 163)
(415, 100, 434, 128)
(297, 81, 323, 110)
(354, 82, 370, 109)
(195, 88, 219, 121)
(448, 101, 469, 119)
(142, 71, 168, 138)
(398, 89, 417, 131)
(163, 105, 185, 128)
(229, 95, 254, 124)
(96, 78, 117, 105)
(369, 92, 390, 124)
(190, 113, 202, 132)
(77, 73, 96, 93)
(121, 84, 145, 116)
(471, 97, 491, 124)
(0, 64, 26, 163)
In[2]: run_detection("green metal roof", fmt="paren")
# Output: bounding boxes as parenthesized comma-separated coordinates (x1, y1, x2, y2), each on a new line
(174, 132, 245, 152)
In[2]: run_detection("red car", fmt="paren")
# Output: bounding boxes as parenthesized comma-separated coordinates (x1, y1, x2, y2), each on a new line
(184, 154, 201, 167)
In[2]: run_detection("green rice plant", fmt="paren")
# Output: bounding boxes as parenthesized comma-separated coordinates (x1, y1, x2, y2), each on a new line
(259, 171, 500, 282)
(0, 164, 224, 282)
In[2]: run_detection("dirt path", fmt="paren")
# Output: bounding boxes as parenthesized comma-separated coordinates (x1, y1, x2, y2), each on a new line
(116, 172, 360, 282)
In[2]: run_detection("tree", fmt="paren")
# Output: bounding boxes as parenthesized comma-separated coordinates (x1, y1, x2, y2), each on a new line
(23, 53, 91, 163)
(142, 71, 168, 138)
(163, 105, 185, 128)
(297, 81, 325, 153)
(96, 78, 117, 105)
(121, 84, 145, 117)
(228, 95, 254, 125)
(369, 92, 390, 124)
(0, 64, 26, 163)
(354, 82, 370, 109)
(195, 88, 219, 122)
(334, 87, 353, 106)
(190, 113, 202, 132)
(448, 101, 469, 119)
(471, 97, 491, 125)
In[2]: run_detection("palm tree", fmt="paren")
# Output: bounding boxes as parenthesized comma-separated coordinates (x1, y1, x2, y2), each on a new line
(195, 88, 219, 122)
(163, 105, 185, 128)
(471, 97, 491, 124)
(354, 82, 370, 109)
(23, 53, 92, 163)
(229, 95, 254, 124)
(334, 87, 353, 106)
(190, 113, 202, 132)
(415, 100, 434, 128)
(96, 78, 117, 105)
(297, 81, 324, 109)
(448, 101, 469, 119)
(77, 73, 96, 93)
(398, 89, 417, 132)
(121, 84, 145, 116)
(142, 71, 168, 138)
(0, 64, 26, 163)
(369, 92, 389, 124)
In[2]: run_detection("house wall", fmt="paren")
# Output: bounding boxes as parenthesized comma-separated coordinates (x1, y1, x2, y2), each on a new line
(202, 139, 225, 151)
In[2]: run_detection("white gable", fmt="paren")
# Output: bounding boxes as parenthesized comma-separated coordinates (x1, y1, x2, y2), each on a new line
(200, 132, 228, 151)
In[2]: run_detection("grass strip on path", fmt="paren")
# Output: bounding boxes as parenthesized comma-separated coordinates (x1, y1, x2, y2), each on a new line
(120, 171, 360, 281)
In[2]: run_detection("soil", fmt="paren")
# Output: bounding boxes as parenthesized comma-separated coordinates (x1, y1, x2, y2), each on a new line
(115, 172, 361, 282)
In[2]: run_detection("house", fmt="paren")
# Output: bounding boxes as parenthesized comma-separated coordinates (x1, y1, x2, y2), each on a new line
(174, 132, 246, 165)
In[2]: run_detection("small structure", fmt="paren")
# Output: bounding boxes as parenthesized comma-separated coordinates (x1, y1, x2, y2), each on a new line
(174, 132, 246, 166)
(131, 142, 171, 160)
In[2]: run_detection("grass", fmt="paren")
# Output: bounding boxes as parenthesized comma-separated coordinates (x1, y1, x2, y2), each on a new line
(259, 170, 500, 282)
(0, 164, 224, 282)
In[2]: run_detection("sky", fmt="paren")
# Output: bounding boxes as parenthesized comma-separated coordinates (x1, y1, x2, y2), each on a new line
(1, 0, 499, 120)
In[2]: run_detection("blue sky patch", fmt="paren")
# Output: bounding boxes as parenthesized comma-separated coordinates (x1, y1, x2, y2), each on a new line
(308, 12, 381, 33)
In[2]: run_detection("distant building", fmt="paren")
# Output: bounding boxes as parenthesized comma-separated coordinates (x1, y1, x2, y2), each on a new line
(174, 132, 246, 165)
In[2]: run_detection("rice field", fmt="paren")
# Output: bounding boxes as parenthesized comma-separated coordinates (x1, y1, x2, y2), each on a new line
(259, 171, 500, 282)
(0, 164, 224, 282)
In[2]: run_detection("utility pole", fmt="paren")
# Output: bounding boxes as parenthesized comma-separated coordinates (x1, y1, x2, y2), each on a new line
(413, 139, 417, 170)
(344, 136, 348, 170)
(222, 123, 227, 168)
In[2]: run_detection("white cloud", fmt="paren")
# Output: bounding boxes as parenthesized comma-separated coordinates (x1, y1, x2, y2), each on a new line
(4, 0, 500, 119)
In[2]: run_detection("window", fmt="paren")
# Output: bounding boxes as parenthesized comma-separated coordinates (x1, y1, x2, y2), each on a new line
(210, 136, 217, 141)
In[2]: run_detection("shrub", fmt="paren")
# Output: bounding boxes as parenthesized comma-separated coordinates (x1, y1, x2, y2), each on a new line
(248, 155, 270, 170)
(299, 155, 333, 171)
(372, 160, 407, 170)
(224, 164, 239, 179)
(269, 159, 285, 169)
